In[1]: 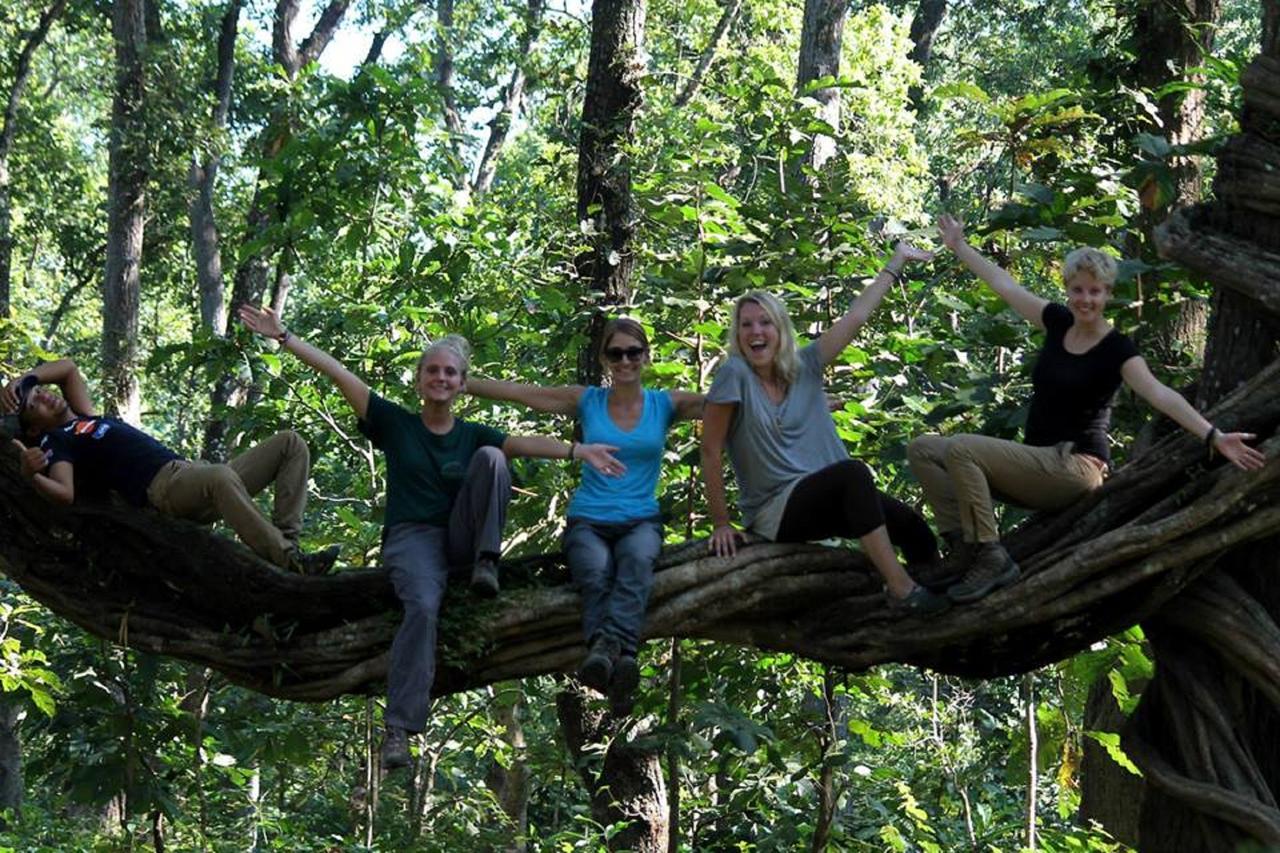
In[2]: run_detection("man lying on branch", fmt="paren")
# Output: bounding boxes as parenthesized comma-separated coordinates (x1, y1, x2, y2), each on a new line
(2, 359, 337, 575)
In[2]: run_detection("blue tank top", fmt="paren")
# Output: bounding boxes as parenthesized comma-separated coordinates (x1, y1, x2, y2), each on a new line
(566, 386, 675, 523)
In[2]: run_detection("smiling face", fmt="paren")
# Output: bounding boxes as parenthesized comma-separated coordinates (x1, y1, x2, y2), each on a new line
(21, 385, 70, 437)
(602, 330, 649, 386)
(735, 300, 780, 372)
(1065, 270, 1111, 324)
(416, 349, 465, 406)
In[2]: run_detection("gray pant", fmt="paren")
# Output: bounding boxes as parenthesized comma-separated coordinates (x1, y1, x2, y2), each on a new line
(384, 447, 511, 732)
(563, 517, 662, 656)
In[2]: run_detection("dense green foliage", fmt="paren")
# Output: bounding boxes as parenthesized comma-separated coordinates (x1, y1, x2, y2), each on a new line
(0, 0, 1260, 848)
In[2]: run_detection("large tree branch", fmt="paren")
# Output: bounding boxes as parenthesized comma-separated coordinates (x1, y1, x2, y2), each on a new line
(673, 0, 741, 109)
(1, 360, 1277, 703)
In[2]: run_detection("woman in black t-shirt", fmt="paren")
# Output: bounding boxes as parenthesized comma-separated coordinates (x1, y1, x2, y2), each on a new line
(907, 215, 1265, 604)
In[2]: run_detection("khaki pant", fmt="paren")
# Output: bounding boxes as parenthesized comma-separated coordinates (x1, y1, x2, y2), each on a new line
(906, 433, 1104, 543)
(146, 431, 309, 567)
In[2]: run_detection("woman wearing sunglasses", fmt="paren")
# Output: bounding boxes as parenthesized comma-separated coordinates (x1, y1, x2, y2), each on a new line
(467, 318, 703, 714)
(701, 242, 949, 616)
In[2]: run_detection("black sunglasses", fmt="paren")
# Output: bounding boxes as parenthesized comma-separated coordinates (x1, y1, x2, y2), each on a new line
(604, 346, 647, 363)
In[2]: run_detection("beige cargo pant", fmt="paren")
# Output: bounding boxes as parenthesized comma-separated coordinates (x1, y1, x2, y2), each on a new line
(907, 433, 1104, 544)
(146, 430, 309, 567)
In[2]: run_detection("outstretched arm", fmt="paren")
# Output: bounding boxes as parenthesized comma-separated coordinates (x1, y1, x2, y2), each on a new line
(1121, 356, 1266, 471)
(670, 390, 705, 421)
(238, 305, 372, 420)
(2, 359, 94, 417)
(938, 214, 1048, 329)
(817, 242, 934, 366)
(700, 401, 742, 556)
(466, 378, 583, 416)
(501, 435, 625, 476)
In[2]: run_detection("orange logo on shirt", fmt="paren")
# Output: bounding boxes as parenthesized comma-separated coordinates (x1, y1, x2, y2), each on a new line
(73, 419, 99, 435)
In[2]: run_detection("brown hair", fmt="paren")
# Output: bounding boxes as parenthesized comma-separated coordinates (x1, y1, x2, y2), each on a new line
(596, 317, 650, 365)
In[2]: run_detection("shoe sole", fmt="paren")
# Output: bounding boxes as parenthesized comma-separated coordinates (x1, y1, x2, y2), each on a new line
(579, 656, 612, 693)
(470, 574, 500, 598)
(608, 658, 640, 716)
(947, 562, 1020, 603)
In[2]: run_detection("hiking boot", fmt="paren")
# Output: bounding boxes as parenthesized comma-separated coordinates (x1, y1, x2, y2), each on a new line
(470, 556, 500, 598)
(887, 584, 951, 617)
(289, 545, 340, 576)
(578, 634, 619, 694)
(380, 725, 410, 771)
(608, 653, 641, 717)
(947, 542, 1020, 603)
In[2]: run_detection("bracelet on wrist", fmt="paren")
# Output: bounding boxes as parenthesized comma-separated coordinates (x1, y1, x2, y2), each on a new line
(883, 266, 903, 284)
(1205, 425, 1219, 459)
(276, 329, 291, 345)
(567, 441, 576, 462)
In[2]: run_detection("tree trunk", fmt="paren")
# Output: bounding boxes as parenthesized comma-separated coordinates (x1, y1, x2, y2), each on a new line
(673, 0, 743, 109)
(0, 0, 66, 320)
(473, 0, 546, 197)
(575, 0, 646, 384)
(795, 0, 849, 173)
(102, 0, 149, 424)
(556, 685, 668, 852)
(434, 0, 465, 184)
(485, 687, 531, 851)
(1076, 675, 1143, 846)
(204, 0, 349, 460)
(189, 0, 242, 337)
(1132, 0, 1221, 206)
(1131, 13, 1280, 846)
(0, 699, 22, 820)
(906, 0, 946, 113)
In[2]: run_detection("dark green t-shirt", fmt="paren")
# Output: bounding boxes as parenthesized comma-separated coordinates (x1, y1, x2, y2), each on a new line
(357, 392, 507, 529)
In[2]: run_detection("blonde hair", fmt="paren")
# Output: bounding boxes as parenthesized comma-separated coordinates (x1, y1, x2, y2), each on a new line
(1062, 248, 1117, 288)
(418, 334, 472, 378)
(729, 290, 800, 385)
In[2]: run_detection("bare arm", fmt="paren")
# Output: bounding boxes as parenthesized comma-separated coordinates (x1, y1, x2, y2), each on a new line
(501, 435, 624, 475)
(2, 358, 95, 416)
(238, 305, 372, 420)
(670, 390, 705, 421)
(938, 214, 1048, 329)
(817, 242, 934, 366)
(11, 440, 74, 504)
(700, 401, 741, 556)
(466, 377, 583, 416)
(1121, 356, 1266, 471)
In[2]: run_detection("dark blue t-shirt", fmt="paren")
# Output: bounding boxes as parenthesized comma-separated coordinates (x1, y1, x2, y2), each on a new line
(40, 416, 182, 507)
(1024, 303, 1140, 462)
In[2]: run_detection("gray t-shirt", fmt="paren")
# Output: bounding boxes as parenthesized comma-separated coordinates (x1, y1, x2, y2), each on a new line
(706, 343, 848, 538)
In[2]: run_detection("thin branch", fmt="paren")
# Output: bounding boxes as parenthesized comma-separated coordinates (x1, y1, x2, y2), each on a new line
(674, 0, 742, 108)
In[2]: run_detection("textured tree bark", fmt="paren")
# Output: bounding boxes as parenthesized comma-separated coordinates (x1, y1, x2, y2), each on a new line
(473, 0, 546, 197)
(795, 0, 849, 173)
(1076, 676, 1143, 846)
(102, 0, 149, 425)
(556, 686, 668, 852)
(0, 0, 66, 320)
(204, 0, 350, 460)
(189, 0, 242, 338)
(0, 700, 22, 819)
(673, 0, 742, 109)
(485, 687, 531, 851)
(575, 0, 646, 384)
(906, 0, 946, 113)
(1127, 15, 1280, 846)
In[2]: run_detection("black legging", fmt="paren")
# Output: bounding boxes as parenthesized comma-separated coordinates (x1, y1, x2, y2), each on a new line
(775, 460, 939, 564)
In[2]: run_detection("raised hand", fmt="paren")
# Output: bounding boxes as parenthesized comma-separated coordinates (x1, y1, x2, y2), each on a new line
(238, 304, 285, 340)
(11, 438, 49, 480)
(577, 443, 626, 477)
(1214, 432, 1267, 471)
(892, 240, 935, 266)
(936, 214, 967, 252)
(0, 377, 23, 414)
